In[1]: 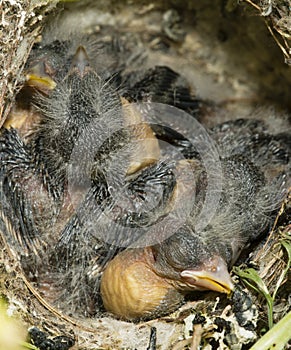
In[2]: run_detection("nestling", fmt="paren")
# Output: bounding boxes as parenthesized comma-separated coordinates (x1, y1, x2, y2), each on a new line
(0, 38, 290, 322)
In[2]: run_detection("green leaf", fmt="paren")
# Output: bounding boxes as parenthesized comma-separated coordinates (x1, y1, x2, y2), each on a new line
(233, 267, 274, 328)
(272, 239, 291, 300)
(249, 311, 291, 350)
(233, 267, 271, 299)
(20, 341, 39, 350)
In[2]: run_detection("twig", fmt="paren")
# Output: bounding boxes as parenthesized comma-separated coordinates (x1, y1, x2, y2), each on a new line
(190, 324, 203, 350)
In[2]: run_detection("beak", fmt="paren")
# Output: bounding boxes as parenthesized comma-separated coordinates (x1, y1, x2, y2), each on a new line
(180, 256, 234, 294)
(26, 61, 56, 91)
(69, 46, 90, 77)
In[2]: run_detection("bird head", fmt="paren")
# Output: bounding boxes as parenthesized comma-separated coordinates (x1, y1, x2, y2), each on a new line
(100, 226, 234, 321)
(151, 226, 234, 294)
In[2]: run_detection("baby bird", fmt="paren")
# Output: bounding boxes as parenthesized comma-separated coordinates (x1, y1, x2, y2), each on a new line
(0, 38, 290, 323)
(100, 139, 289, 320)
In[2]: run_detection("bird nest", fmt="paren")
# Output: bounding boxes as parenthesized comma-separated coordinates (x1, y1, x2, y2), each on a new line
(243, 0, 291, 64)
(0, 1, 290, 349)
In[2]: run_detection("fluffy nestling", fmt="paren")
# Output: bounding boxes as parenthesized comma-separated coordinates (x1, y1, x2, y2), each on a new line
(0, 38, 290, 322)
